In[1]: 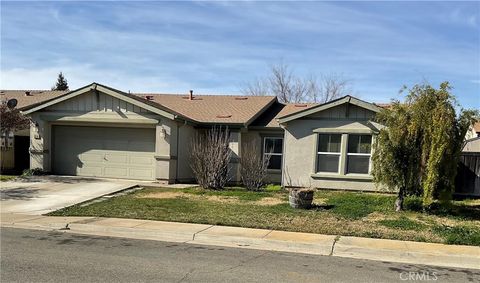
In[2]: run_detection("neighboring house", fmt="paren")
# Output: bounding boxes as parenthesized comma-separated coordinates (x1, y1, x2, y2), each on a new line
(463, 137, 480, 153)
(465, 121, 480, 140)
(0, 90, 67, 173)
(4, 82, 382, 191)
(457, 137, 480, 196)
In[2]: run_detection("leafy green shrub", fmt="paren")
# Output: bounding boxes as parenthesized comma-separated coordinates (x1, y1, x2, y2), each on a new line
(404, 196, 423, 212)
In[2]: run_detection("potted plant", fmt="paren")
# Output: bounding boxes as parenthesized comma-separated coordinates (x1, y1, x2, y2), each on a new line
(289, 188, 315, 209)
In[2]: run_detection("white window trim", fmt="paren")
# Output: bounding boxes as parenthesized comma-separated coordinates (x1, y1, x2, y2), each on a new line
(263, 136, 283, 170)
(316, 133, 342, 174)
(314, 133, 373, 176)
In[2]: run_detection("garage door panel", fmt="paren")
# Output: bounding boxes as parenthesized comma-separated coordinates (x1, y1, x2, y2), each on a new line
(80, 152, 104, 162)
(129, 168, 154, 179)
(130, 155, 154, 165)
(78, 165, 103, 177)
(53, 126, 156, 180)
(128, 141, 155, 152)
(104, 167, 129, 178)
(106, 141, 129, 151)
(105, 153, 128, 164)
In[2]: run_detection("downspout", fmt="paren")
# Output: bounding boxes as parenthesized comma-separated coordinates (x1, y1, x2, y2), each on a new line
(280, 122, 287, 189)
(175, 119, 187, 183)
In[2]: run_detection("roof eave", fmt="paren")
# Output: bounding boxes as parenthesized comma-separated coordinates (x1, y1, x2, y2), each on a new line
(277, 95, 382, 124)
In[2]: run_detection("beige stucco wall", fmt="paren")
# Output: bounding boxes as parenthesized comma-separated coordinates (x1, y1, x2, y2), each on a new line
(241, 130, 283, 184)
(175, 123, 196, 182)
(282, 105, 379, 191)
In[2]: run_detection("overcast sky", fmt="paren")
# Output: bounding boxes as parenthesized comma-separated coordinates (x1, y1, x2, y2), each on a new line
(1, 1, 479, 108)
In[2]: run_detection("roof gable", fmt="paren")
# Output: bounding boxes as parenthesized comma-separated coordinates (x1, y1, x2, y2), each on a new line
(277, 95, 382, 124)
(22, 83, 179, 121)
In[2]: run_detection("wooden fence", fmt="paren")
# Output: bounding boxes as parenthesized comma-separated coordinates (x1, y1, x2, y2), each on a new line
(455, 152, 480, 197)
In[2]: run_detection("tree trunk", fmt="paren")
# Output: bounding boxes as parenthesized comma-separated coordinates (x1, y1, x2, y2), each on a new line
(395, 187, 405, 212)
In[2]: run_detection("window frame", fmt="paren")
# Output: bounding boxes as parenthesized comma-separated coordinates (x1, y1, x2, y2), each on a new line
(263, 136, 283, 171)
(316, 133, 342, 174)
(346, 134, 372, 175)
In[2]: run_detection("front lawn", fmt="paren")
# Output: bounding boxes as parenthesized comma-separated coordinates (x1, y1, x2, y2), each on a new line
(49, 187, 480, 246)
(0, 175, 18, 182)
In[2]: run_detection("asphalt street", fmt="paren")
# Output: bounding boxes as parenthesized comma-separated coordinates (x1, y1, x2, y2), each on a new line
(1, 228, 478, 283)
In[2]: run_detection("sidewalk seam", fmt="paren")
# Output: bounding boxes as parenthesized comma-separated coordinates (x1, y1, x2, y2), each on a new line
(12, 216, 45, 223)
(261, 230, 273, 239)
(192, 225, 214, 241)
(329, 235, 340, 256)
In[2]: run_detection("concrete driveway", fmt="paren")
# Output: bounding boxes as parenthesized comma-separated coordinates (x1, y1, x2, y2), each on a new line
(0, 176, 137, 215)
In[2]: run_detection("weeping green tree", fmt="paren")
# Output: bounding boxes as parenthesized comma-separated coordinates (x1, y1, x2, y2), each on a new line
(372, 82, 477, 211)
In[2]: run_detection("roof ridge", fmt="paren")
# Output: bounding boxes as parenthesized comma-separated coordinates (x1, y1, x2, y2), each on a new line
(133, 93, 276, 98)
(0, 89, 67, 92)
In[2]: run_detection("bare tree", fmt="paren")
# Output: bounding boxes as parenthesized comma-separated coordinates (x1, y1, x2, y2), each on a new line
(190, 127, 232, 190)
(316, 73, 352, 103)
(242, 62, 352, 103)
(240, 141, 270, 191)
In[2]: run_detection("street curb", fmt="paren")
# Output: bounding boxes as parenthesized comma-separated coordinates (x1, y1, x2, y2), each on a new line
(2, 215, 479, 270)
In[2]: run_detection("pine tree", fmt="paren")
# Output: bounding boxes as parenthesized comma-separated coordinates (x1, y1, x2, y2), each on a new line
(52, 72, 69, 91)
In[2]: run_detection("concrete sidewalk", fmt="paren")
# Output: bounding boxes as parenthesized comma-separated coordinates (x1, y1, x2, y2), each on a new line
(1, 213, 479, 270)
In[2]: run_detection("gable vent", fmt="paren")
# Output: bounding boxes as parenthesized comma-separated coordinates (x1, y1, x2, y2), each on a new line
(234, 97, 248, 100)
(294, 104, 308, 107)
(216, 114, 232, 118)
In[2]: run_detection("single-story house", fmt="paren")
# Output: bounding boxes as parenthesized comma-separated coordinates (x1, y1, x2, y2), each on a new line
(1, 82, 383, 191)
(0, 90, 67, 173)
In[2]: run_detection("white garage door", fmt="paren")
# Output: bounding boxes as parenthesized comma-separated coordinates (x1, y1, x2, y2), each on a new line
(52, 126, 156, 180)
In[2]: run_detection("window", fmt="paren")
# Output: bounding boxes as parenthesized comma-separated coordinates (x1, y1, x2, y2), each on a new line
(316, 134, 341, 173)
(347, 134, 372, 174)
(263, 137, 283, 170)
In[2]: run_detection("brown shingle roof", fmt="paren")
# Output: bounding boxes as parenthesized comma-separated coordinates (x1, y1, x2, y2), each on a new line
(133, 93, 276, 125)
(0, 90, 68, 109)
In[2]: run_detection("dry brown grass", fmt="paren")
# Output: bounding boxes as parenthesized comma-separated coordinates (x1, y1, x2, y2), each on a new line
(138, 190, 284, 206)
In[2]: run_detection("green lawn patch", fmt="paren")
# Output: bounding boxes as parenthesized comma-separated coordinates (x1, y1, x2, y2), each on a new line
(378, 216, 427, 231)
(321, 190, 395, 219)
(49, 187, 480, 246)
(0, 175, 18, 182)
(433, 225, 480, 246)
